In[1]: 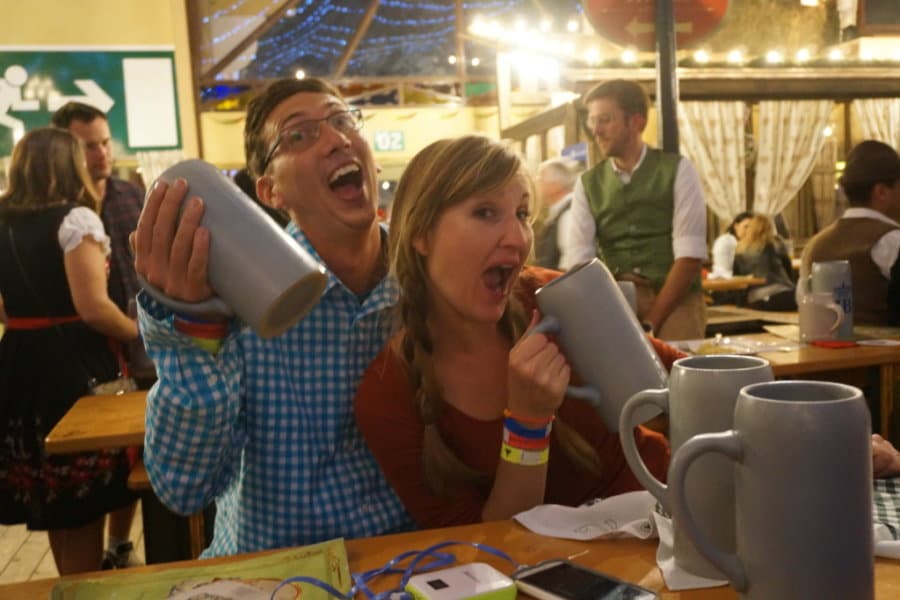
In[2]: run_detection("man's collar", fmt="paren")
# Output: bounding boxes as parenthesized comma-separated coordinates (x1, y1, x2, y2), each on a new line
(546, 193, 573, 220)
(609, 143, 647, 176)
(843, 206, 900, 227)
(286, 221, 391, 297)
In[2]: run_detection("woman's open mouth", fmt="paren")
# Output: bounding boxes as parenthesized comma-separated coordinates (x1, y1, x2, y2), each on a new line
(482, 264, 517, 297)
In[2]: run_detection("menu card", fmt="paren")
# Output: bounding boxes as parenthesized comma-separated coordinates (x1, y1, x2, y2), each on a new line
(50, 537, 350, 600)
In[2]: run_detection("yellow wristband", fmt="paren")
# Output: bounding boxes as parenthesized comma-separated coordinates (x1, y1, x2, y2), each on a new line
(500, 442, 549, 466)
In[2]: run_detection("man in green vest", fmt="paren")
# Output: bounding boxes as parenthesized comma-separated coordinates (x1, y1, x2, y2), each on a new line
(560, 80, 707, 340)
(801, 140, 900, 325)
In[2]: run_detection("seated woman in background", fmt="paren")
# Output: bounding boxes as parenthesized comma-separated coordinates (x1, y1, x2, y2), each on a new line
(733, 213, 797, 311)
(709, 211, 754, 279)
(354, 135, 680, 529)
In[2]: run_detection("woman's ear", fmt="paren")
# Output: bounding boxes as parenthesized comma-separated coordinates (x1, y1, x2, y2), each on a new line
(412, 234, 429, 256)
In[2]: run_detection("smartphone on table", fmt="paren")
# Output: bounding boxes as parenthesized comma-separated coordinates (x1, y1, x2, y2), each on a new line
(514, 559, 658, 600)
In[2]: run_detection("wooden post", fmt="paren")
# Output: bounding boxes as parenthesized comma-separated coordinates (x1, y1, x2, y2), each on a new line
(655, 0, 679, 153)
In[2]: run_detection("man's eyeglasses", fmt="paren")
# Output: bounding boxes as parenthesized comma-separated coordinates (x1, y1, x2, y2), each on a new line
(260, 108, 364, 173)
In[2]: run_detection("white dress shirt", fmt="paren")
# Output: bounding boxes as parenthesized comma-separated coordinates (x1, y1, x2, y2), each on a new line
(841, 207, 900, 278)
(559, 144, 708, 270)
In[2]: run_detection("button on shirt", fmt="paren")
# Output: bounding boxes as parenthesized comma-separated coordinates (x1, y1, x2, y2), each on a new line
(138, 224, 414, 557)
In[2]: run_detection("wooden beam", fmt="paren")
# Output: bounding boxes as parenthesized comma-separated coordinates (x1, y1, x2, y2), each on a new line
(455, 0, 466, 100)
(201, 0, 299, 84)
(332, 0, 380, 78)
(185, 0, 206, 158)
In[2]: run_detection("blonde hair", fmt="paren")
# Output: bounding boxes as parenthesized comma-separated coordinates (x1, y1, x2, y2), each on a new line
(389, 135, 601, 496)
(736, 214, 775, 254)
(0, 127, 98, 212)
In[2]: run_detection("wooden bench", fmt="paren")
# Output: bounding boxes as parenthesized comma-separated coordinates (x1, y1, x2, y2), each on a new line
(128, 459, 209, 561)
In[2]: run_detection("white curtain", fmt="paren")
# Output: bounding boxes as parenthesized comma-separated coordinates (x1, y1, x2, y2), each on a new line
(677, 101, 747, 222)
(753, 100, 833, 217)
(135, 149, 185, 189)
(853, 99, 900, 150)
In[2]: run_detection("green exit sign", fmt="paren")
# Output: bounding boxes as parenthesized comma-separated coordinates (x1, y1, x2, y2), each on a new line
(373, 130, 404, 152)
(0, 46, 181, 157)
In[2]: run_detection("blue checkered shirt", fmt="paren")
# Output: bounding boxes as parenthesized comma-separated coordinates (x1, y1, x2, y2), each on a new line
(138, 224, 414, 557)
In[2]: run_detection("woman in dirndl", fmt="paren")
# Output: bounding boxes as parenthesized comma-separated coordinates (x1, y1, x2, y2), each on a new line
(0, 127, 138, 574)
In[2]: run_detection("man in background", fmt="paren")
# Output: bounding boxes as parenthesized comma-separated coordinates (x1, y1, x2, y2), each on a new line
(802, 140, 900, 325)
(533, 157, 579, 269)
(560, 79, 707, 340)
(51, 102, 144, 569)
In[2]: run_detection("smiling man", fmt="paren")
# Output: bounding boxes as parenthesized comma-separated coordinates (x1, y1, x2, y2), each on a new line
(133, 78, 414, 556)
(559, 80, 707, 341)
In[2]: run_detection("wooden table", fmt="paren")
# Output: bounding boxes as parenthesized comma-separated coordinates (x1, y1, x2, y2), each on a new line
(701, 276, 766, 293)
(42, 390, 208, 564)
(742, 332, 900, 437)
(44, 391, 147, 454)
(2, 520, 898, 599)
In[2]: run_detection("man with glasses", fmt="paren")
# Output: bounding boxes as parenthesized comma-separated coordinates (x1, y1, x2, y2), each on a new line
(801, 140, 900, 326)
(132, 78, 415, 556)
(559, 79, 707, 341)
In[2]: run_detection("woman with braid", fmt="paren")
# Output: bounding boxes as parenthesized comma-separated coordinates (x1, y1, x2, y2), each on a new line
(354, 135, 679, 528)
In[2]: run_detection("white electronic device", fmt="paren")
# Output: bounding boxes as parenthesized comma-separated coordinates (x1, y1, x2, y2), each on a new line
(513, 559, 657, 600)
(405, 562, 517, 600)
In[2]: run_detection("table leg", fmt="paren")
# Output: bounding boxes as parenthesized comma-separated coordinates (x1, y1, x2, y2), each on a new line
(140, 492, 216, 564)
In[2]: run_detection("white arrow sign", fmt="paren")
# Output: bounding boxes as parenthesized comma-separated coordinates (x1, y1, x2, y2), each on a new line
(625, 18, 694, 38)
(47, 79, 114, 113)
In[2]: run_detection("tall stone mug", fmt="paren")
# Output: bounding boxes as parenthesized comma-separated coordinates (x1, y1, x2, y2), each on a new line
(619, 355, 773, 579)
(809, 259, 854, 340)
(532, 258, 668, 431)
(138, 159, 327, 339)
(669, 380, 874, 600)
(798, 291, 844, 342)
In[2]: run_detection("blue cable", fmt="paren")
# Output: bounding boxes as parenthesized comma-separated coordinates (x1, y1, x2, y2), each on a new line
(269, 540, 520, 600)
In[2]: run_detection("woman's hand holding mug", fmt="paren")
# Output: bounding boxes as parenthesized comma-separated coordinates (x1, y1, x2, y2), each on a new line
(507, 311, 570, 421)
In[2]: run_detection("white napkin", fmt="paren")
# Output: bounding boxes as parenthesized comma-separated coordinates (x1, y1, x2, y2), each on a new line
(513, 491, 657, 541)
(875, 525, 900, 558)
(514, 489, 900, 594)
(651, 511, 728, 591)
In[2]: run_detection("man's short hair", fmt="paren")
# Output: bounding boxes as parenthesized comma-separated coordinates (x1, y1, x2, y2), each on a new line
(50, 102, 107, 128)
(582, 79, 650, 118)
(244, 77, 344, 178)
(537, 157, 581, 190)
(840, 140, 900, 205)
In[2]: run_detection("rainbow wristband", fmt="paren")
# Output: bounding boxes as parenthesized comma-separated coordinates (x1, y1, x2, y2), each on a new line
(503, 426, 550, 449)
(500, 442, 549, 466)
(173, 314, 229, 354)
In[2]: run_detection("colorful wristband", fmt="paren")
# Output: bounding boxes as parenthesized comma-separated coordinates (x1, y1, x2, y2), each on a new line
(174, 315, 228, 354)
(500, 442, 549, 466)
(503, 417, 553, 439)
(503, 428, 551, 451)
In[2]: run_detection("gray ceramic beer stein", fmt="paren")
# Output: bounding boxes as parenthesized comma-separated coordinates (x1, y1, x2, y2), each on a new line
(620, 355, 773, 579)
(810, 260, 854, 340)
(670, 380, 874, 600)
(139, 159, 327, 339)
(532, 259, 668, 431)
